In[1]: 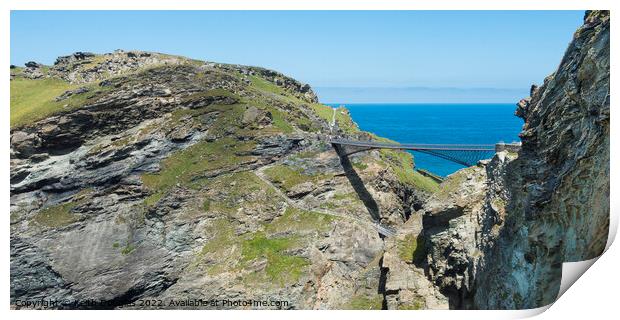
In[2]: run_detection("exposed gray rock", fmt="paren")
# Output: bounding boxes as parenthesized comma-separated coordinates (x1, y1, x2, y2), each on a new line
(55, 87, 90, 102)
(407, 10, 609, 310)
(474, 10, 610, 309)
(11, 50, 429, 310)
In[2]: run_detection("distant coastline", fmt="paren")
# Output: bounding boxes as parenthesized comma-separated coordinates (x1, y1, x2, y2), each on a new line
(315, 86, 527, 104)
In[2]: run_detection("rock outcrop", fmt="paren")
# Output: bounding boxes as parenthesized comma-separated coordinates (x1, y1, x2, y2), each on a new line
(473, 10, 610, 309)
(10, 10, 609, 310)
(400, 10, 610, 310)
(10, 50, 437, 309)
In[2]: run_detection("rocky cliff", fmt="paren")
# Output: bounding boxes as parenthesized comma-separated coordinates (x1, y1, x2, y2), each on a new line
(402, 10, 610, 309)
(10, 10, 609, 310)
(474, 10, 610, 309)
(10, 50, 444, 309)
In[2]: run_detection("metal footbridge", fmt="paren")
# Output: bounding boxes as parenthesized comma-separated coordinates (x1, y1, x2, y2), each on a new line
(330, 139, 519, 167)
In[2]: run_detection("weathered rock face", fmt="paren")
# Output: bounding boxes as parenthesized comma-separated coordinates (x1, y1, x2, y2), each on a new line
(408, 10, 609, 310)
(10, 50, 435, 309)
(473, 10, 610, 309)
(399, 152, 513, 309)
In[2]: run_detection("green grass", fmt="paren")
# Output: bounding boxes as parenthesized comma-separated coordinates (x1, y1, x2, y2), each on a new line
(196, 206, 332, 286)
(319, 192, 363, 211)
(241, 232, 309, 287)
(121, 244, 135, 255)
(310, 104, 359, 134)
(265, 207, 336, 235)
(380, 149, 440, 193)
(180, 89, 238, 104)
(245, 74, 308, 105)
(348, 294, 384, 310)
(267, 107, 294, 133)
(32, 202, 80, 228)
(242, 95, 318, 133)
(333, 107, 359, 133)
(143, 192, 164, 207)
(10, 66, 24, 77)
(141, 137, 256, 195)
(433, 167, 479, 200)
(492, 197, 507, 211)
(196, 216, 311, 286)
(292, 150, 320, 160)
(199, 171, 278, 215)
(397, 234, 425, 263)
(32, 188, 93, 228)
(397, 297, 425, 310)
(263, 164, 331, 192)
(200, 219, 236, 255)
(10, 76, 113, 128)
(11, 77, 74, 128)
(352, 160, 369, 170)
(310, 103, 334, 123)
(248, 75, 286, 94)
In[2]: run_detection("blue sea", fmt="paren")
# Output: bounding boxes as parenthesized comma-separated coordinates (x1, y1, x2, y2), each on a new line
(330, 103, 523, 177)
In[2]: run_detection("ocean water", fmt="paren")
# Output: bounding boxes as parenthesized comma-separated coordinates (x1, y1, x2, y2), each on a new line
(331, 103, 524, 177)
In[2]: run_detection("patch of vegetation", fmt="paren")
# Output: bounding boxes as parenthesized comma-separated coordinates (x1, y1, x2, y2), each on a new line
(492, 197, 506, 211)
(320, 192, 363, 211)
(267, 107, 294, 133)
(292, 150, 320, 160)
(333, 192, 356, 201)
(121, 244, 135, 255)
(333, 107, 359, 134)
(10, 66, 24, 77)
(32, 202, 80, 228)
(10, 74, 115, 128)
(197, 214, 311, 287)
(199, 171, 278, 215)
(10, 77, 82, 128)
(206, 104, 248, 136)
(180, 89, 238, 104)
(348, 294, 384, 310)
(310, 103, 359, 133)
(397, 297, 425, 310)
(265, 207, 336, 235)
(143, 192, 164, 207)
(397, 234, 425, 263)
(141, 136, 256, 195)
(310, 103, 334, 123)
(380, 149, 440, 193)
(241, 232, 309, 287)
(32, 188, 93, 228)
(200, 219, 236, 256)
(246, 74, 300, 103)
(202, 199, 211, 211)
(263, 165, 331, 192)
(433, 167, 478, 200)
(352, 160, 368, 170)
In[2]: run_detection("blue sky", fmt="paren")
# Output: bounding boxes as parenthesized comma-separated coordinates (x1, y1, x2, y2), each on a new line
(11, 11, 583, 102)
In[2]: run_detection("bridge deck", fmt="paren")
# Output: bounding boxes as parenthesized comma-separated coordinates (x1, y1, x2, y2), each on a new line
(330, 139, 496, 151)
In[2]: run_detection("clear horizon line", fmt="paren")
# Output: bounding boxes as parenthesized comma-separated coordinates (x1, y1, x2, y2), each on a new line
(321, 102, 519, 105)
(313, 86, 528, 90)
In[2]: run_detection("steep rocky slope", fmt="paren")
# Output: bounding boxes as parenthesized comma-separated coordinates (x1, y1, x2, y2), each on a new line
(10, 10, 609, 310)
(473, 10, 610, 309)
(10, 50, 443, 309)
(400, 10, 610, 309)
